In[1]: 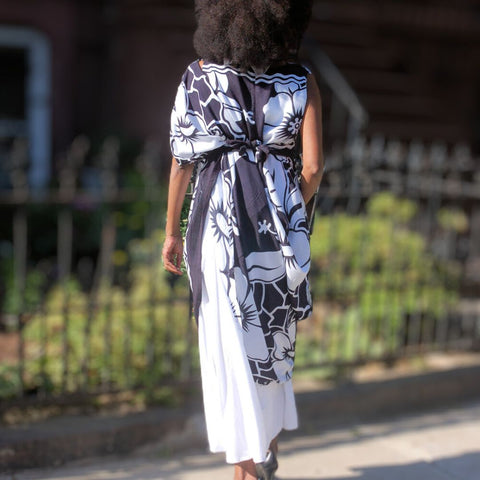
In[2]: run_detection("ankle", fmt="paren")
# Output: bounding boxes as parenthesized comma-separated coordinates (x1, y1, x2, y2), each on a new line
(234, 459, 258, 480)
(269, 438, 279, 456)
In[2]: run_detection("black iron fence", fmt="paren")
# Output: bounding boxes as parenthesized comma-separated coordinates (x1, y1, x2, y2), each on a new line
(299, 135, 480, 371)
(0, 134, 479, 405)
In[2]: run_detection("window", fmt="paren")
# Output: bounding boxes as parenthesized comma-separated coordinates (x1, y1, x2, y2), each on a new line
(0, 26, 51, 190)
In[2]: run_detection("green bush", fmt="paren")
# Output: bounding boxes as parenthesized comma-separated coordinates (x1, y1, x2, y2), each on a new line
(0, 191, 466, 397)
(1, 258, 48, 318)
(13, 229, 195, 398)
(297, 192, 462, 368)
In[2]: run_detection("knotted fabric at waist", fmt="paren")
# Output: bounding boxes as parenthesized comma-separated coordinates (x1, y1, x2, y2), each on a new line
(187, 139, 297, 323)
(211, 139, 296, 164)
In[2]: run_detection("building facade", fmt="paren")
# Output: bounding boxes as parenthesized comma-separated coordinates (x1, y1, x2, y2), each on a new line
(0, 0, 479, 189)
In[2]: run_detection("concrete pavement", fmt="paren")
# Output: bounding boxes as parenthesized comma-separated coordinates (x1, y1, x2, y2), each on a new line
(5, 398, 480, 480)
(3, 355, 480, 472)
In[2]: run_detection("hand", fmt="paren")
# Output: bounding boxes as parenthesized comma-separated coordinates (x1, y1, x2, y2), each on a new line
(162, 235, 184, 275)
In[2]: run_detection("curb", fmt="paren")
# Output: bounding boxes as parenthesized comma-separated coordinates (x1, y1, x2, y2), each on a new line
(2, 363, 480, 472)
(0, 404, 201, 473)
(296, 363, 480, 426)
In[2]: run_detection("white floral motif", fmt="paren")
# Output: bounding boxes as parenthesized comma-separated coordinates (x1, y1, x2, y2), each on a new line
(263, 80, 307, 148)
(230, 267, 269, 363)
(288, 117, 302, 135)
(258, 219, 273, 234)
(206, 69, 251, 138)
(170, 61, 312, 385)
(272, 331, 294, 362)
(170, 79, 225, 163)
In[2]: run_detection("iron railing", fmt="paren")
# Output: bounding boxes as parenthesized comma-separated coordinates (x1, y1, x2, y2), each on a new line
(301, 39, 369, 150)
(299, 135, 480, 371)
(0, 133, 479, 406)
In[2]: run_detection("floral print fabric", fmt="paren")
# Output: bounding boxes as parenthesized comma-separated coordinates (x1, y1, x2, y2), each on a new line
(170, 60, 312, 384)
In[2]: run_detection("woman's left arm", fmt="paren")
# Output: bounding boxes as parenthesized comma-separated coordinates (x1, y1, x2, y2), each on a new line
(162, 158, 195, 275)
(300, 74, 325, 205)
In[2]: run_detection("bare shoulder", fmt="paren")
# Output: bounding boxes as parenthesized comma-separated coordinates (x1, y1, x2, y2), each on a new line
(306, 73, 321, 103)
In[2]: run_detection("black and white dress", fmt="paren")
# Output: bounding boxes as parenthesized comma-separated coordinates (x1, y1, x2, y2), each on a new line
(170, 60, 312, 464)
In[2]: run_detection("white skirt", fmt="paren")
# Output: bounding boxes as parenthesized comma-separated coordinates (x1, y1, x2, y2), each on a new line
(197, 214, 299, 465)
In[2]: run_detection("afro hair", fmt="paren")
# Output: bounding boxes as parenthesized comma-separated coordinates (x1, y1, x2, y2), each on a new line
(193, 0, 313, 72)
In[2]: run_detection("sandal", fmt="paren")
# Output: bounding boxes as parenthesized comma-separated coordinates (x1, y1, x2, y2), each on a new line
(256, 449, 278, 480)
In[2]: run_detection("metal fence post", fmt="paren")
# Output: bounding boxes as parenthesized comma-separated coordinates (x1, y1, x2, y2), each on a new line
(7, 138, 29, 397)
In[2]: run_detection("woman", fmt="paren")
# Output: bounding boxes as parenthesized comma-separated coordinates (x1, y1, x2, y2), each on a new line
(162, 1, 324, 479)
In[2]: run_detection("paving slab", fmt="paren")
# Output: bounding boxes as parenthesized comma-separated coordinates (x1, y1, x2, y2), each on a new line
(4, 399, 479, 480)
(3, 357, 480, 472)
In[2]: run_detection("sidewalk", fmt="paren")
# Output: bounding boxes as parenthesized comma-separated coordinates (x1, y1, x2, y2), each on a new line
(4, 398, 480, 480)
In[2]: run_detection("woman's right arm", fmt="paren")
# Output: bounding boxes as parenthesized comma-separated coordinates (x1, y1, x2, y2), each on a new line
(162, 158, 194, 275)
(300, 73, 325, 204)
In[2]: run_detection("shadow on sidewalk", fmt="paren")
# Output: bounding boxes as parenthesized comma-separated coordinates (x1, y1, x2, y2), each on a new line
(287, 398, 480, 457)
(10, 451, 479, 480)
(7, 400, 480, 480)
(276, 450, 479, 479)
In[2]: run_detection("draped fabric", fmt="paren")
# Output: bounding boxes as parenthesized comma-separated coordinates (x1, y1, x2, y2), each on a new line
(170, 60, 312, 385)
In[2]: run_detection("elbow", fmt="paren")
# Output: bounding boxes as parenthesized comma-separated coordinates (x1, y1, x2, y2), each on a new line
(303, 158, 324, 180)
(311, 165, 324, 180)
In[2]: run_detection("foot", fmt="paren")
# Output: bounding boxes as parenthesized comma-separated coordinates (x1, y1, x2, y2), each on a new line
(255, 449, 278, 480)
(234, 459, 258, 480)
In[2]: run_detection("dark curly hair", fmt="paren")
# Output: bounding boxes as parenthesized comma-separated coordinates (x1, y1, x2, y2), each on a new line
(193, 0, 313, 72)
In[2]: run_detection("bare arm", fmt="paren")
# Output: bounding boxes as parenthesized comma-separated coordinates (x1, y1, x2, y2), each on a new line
(162, 158, 195, 275)
(300, 73, 325, 204)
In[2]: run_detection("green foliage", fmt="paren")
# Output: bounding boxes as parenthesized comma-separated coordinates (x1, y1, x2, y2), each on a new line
(0, 191, 466, 397)
(3, 228, 195, 399)
(180, 199, 191, 238)
(1, 258, 48, 318)
(437, 207, 469, 233)
(0, 364, 21, 399)
(297, 192, 462, 368)
(366, 191, 417, 223)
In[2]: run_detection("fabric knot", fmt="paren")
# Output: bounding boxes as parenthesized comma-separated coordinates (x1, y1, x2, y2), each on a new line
(223, 139, 293, 164)
(255, 143, 271, 163)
